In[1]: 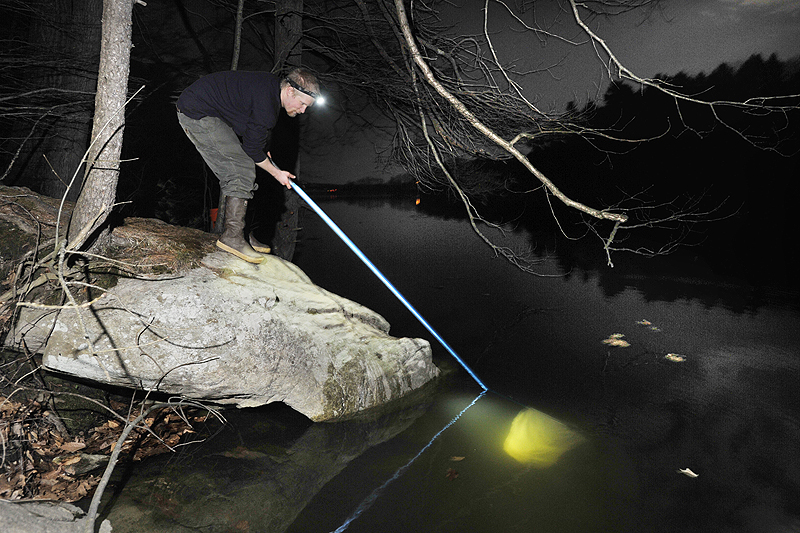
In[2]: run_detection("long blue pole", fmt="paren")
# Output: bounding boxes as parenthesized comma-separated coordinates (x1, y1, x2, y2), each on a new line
(290, 182, 488, 392)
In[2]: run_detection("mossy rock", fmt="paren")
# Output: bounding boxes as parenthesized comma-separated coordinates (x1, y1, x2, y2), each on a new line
(107, 217, 217, 275)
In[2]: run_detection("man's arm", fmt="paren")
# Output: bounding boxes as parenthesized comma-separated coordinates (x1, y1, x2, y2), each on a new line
(257, 153, 295, 189)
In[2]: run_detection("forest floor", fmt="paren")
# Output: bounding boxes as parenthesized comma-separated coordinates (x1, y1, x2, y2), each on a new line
(0, 350, 217, 505)
(1, 186, 223, 505)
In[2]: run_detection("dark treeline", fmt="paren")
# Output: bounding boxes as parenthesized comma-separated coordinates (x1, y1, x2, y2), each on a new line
(525, 53, 800, 211)
(414, 54, 800, 303)
(547, 54, 799, 287)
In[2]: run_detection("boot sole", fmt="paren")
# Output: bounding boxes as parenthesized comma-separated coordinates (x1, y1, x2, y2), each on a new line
(249, 232, 271, 254)
(216, 240, 265, 264)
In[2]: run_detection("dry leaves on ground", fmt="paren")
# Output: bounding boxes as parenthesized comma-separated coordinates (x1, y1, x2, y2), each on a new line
(1, 395, 211, 502)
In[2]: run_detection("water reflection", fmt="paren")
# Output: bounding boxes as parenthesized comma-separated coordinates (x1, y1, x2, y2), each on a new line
(313, 189, 799, 313)
(101, 393, 435, 532)
(332, 391, 487, 533)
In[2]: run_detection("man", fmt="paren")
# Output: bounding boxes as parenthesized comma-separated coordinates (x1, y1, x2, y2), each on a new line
(176, 68, 320, 263)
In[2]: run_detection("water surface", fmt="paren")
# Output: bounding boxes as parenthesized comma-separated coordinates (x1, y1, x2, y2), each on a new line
(103, 194, 800, 533)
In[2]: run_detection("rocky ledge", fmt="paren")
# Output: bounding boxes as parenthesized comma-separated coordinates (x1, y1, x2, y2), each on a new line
(2, 191, 439, 420)
(11, 251, 439, 420)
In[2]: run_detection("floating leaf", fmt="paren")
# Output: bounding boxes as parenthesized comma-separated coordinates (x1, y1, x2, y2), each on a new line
(665, 353, 686, 362)
(602, 334, 630, 347)
(636, 320, 652, 326)
(450, 456, 465, 462)
(677, 468, 698, 478)
(445, 468, 459, 481)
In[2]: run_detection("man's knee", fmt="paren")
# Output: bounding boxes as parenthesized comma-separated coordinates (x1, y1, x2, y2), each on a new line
(220, 176, 256, 200)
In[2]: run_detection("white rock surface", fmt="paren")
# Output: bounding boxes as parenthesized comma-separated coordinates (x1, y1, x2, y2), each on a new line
(11, 252, 439, 421)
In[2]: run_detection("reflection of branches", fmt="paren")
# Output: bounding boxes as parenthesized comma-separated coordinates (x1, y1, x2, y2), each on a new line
(85, 397, 225, 531)
(587, 191, 738, 266)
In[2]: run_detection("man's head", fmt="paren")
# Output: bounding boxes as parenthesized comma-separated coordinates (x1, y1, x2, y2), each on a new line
(280, 68, 321, 117)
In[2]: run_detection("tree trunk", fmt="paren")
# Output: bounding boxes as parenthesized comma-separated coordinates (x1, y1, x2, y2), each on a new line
(67, 0, 134, 250)
(230, 0, 245, 71)
(210, 0, 247, 236)
(272, 0, 303, 261)
(15, 0, 102, 202)
(275, 0, 303, 68)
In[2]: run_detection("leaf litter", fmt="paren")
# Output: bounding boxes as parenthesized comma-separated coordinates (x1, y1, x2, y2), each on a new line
(1, 395, 213, 502)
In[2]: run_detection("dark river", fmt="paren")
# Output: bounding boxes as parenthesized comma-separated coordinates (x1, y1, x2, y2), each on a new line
(102, 192, 800, 533)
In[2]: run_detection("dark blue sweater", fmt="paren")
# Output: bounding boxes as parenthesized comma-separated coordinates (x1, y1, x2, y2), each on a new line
(177, 71, 281, 163)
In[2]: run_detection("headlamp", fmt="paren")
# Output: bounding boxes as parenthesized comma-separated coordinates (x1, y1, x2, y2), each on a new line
(285, 78, 324, 105)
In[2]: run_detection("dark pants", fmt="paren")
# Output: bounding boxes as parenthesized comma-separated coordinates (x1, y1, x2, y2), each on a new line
(177, 111, 256, 200)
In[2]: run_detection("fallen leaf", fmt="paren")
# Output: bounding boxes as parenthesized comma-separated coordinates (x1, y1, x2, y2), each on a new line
(49, 480, 69, 493)
(42, 468, 62, 480)
(60, 441, 86, 453)
(61, 455, 81, 466)
(677, 468, 699, 478)
(450, 456, 465, 462)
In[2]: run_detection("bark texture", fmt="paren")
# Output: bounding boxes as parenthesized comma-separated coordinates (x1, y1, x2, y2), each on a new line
(271, 0, 303, 261)
(68, 0, 134, 248)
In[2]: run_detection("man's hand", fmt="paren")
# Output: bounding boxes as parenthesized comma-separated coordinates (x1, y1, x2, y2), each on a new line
(272, 169, 295, 189)
(257, 152, 295, 189)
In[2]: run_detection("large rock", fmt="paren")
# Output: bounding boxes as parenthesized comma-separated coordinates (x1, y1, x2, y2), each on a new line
(11, 251, 439, 421)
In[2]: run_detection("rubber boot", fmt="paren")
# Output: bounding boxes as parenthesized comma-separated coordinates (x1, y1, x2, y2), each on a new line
(216, 197, 264, 264)
(249, 231, 271, 254)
